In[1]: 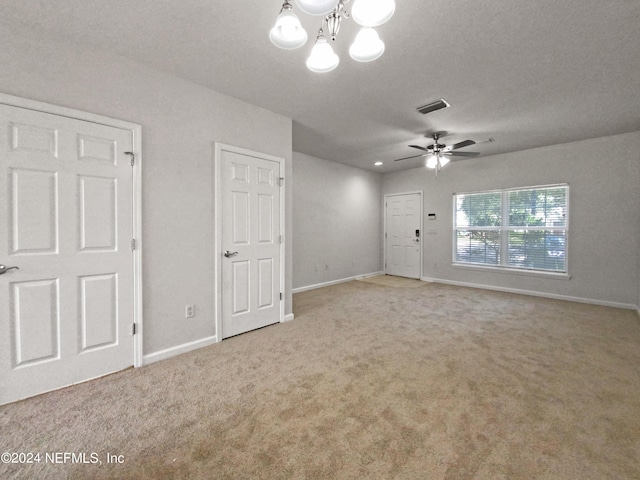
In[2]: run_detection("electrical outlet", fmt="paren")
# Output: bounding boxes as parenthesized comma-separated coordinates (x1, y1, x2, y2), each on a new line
(185, 304, 195, 318)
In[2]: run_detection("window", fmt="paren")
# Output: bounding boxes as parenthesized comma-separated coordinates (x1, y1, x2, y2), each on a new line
(454, 184, 568, 273)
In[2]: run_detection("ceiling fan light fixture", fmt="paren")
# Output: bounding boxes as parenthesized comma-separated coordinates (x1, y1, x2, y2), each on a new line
(270, 8, 308, 50)
(295, 0, 340, 16)
(426, 155, 438, 169)
(352, 0, 396, 27)
(438, 154, 450, 167)
(306, 35, 340, 72)
(349, 27, 385, 62)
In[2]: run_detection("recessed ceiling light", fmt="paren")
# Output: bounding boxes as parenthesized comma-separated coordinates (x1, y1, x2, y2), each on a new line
(374, 161, 383, 166)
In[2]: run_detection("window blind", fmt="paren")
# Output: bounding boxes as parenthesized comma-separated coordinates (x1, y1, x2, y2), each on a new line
(454, 185, 568, 272)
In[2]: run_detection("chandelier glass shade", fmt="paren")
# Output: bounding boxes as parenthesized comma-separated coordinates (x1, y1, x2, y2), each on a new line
(295, 0, 340, 16)
(271, 0, 394, 72)
(306, 35, 340, 72)
(351, 0, 396, 27)
(270, 8, 308, 49)
(349, 27, 385, 62)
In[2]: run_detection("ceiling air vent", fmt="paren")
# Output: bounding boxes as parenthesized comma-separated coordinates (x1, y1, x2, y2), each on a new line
(416, 98, 450, 115)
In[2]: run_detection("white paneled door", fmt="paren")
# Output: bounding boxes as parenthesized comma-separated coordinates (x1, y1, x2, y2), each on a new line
(385, 192, 422, 279)
(0, 104, 135, 405)
(220, 148, 282, 339)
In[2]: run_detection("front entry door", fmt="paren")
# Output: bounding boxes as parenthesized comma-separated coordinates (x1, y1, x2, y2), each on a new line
(0, 103, 135, 405)
(385, 192, 422, 279)
(220, 147, 282, 339)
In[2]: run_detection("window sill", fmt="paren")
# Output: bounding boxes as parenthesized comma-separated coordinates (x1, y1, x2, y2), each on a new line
(451, 263, 571, 280)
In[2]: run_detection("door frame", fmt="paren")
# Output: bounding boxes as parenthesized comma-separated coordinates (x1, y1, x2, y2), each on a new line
(383, 191, 424, 279)
(213, 143, 285, 341)
(0, 92, 144, 368)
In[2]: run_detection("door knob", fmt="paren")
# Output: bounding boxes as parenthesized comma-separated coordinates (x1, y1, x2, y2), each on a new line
(0, 264, 19, 275)
(224, 251, 239, 258)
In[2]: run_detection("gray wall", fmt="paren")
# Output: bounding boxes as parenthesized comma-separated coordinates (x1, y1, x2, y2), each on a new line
(293, 153, 383, 290)
(637, 153, 640, 313)
(0, 25, 294, 356)
(383, 132, 640, 307)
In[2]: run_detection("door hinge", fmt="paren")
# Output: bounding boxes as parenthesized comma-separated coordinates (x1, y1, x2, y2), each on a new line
(131, 238, 136, 251)
(279, 177, 284, 187)
(279, 235, 283, 244)
(132, 323, 137, 335)
(124, 151, 135, 166)
(280, 292, 283, 301)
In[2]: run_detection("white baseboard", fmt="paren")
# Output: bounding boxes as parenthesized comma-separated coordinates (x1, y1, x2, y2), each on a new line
(293, 271, 384, 294)
(421, 277, 638, 311)
(143, 335, 218, 366)
(143, 312, 295, 364)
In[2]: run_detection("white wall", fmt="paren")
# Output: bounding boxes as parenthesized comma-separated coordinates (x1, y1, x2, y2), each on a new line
(383, 132, 640, 307)
(0, 25, 294, 356)
(293, 153, 383, 290)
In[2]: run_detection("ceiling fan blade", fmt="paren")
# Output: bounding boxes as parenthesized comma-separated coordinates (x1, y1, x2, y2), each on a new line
(448, 140, 476, 150)
(394, 154, 426, 162)
(408, 144, 430, 152)
(449, 151, 480, 158)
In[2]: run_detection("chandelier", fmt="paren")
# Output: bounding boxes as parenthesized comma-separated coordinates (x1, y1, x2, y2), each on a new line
(270, 0, 395, 73)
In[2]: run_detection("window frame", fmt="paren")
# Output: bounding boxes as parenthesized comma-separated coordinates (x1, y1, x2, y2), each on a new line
(452, 184, 570, 278)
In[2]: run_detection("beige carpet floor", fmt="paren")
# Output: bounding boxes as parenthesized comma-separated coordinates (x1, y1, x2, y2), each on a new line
(1, 280, 640, 479)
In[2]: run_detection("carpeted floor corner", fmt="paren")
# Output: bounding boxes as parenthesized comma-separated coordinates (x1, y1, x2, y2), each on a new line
(2, 280, 640, 479)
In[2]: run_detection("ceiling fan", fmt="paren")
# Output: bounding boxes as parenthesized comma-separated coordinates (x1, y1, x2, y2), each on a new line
(394, 132, 480, 172)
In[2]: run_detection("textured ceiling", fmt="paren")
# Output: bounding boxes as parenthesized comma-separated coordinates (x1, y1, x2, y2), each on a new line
(1, 0, 639, 172)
